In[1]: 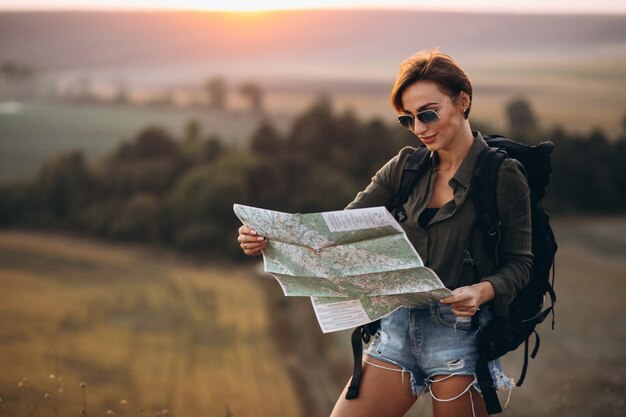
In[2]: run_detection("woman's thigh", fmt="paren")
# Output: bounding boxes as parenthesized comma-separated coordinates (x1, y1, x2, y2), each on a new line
(330, 356, 417, 417)
(429, 374, 488, 417)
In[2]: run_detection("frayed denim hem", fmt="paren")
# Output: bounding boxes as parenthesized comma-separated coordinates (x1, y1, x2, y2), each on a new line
(362, 354, 426, 396)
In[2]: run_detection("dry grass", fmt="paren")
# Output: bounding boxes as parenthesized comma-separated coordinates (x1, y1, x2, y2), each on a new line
(0, 231, 302, 417)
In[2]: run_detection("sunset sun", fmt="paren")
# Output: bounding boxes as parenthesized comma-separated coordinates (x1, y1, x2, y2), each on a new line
(154, 0, 296, 12)
(199, 1, 303, 12)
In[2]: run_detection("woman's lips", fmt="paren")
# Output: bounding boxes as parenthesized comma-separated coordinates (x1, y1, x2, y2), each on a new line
(420, 133, 437, 144)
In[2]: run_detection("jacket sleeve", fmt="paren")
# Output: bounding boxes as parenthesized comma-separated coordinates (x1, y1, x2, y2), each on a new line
(480, 158, 534, 316)
(345, 146, 415, 210)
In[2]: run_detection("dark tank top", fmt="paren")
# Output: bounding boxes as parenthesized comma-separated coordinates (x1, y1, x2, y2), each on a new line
(418, 207, 439, 228)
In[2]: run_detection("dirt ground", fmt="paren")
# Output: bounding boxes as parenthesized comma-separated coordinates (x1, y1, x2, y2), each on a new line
(493, 216, 626, 417)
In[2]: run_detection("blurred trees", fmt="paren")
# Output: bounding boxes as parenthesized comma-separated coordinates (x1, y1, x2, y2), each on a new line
(0, 95, 625, 258)
(168, 153, 256, 254)
(250, 119, 282, 155)
(548, 127, 626, 213)
(506, 97, 539, 141)
(205, 76, 228, 111)
(501, 98, 626, 213)
(35, 150, 95, 221)
(205, 77, 267, 113)
(101, 126, 182, 197)
(239, 81, 265, 114)
(0, 60, 35, 82)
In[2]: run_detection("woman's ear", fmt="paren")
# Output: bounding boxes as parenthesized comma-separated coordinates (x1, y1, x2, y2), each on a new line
(458, 92, 471, 118)
(458, 92, 471, 110)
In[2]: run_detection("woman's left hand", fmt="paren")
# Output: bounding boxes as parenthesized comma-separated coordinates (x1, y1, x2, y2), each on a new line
(440, 281, 495, 317)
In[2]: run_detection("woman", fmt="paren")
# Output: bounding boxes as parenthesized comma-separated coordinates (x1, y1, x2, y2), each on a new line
(237, 50, 532, 417)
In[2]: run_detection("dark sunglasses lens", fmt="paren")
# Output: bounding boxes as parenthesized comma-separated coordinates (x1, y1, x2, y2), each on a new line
(398, 115, 414, 130)
(417, 110, 439, 125)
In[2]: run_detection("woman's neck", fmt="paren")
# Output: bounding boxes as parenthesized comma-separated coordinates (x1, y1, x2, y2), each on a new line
(435, 124, 474, 173)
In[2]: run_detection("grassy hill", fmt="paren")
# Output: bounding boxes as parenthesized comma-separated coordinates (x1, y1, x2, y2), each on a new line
(0, 232, 305, 417)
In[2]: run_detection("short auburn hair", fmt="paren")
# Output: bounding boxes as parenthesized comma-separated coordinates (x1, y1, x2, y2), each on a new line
(390, 50, 472, 119)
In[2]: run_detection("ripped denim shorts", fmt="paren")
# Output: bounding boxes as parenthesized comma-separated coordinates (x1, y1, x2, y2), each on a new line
(364, 302, 515, 397)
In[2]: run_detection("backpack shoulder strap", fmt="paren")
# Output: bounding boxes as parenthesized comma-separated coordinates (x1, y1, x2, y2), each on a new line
(473, 144, 508, 415)
(345, 322, 379, 399)
(387, 145, 430, 222)
(472, 145, 508, 266)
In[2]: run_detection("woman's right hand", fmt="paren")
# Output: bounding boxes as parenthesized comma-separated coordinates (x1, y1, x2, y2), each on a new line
(237, 225, 268, 256)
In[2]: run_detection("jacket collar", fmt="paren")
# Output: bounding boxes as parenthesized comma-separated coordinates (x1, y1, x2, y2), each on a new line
(431, 131, 487, 190)
(453, 131, 488, 189)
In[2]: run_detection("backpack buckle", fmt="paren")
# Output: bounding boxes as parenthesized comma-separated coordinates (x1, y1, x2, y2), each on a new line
(462, 250, 475, 265)
(395, 207, 407, 223)
(487, 221, 502, 237)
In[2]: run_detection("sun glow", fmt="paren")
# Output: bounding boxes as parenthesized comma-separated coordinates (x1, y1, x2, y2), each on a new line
(186, 1, 310, 12)
(140, 0, 304, 12)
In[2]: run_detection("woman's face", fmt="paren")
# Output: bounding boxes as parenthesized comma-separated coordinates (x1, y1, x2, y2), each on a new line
(400, 80, 467, 152)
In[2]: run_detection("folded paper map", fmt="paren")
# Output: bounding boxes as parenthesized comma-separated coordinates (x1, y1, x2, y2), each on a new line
(234, 204, 452, 332)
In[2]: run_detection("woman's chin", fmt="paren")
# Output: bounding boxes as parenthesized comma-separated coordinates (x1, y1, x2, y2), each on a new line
(422, 141, 440, 152)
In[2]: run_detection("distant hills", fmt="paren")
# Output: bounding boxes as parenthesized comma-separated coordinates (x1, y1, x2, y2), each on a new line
(1, 10, 625, 87)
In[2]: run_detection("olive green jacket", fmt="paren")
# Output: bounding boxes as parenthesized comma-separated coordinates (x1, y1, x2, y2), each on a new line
(346, 132, 533, 316)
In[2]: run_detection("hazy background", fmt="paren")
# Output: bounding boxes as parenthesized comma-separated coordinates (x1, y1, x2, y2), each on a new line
(2, 10, 626, 178)
(0, 5, 625, 417)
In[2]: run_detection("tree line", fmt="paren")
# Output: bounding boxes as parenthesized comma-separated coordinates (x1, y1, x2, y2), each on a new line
(0, 60, 264, 112)
(0, 96, 624, 258)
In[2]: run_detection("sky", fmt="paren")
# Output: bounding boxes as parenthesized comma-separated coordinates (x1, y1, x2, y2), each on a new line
(1, 0, 625, 14)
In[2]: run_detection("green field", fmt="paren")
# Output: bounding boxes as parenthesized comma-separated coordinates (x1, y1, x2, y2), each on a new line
(0, 101, 277, 180)
(0, 217, 625, 417)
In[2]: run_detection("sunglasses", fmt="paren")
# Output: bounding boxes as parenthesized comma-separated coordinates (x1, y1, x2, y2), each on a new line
(398, 95, 457, 130)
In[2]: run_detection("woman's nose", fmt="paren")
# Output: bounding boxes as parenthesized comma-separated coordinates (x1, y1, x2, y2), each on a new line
(412, 120, 428, 135)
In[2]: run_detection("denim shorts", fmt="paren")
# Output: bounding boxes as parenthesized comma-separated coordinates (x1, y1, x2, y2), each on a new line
(364, 302, 515, 397)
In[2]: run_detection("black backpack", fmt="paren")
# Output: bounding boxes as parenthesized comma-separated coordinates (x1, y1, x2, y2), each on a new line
(345, 134, 557, 415)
